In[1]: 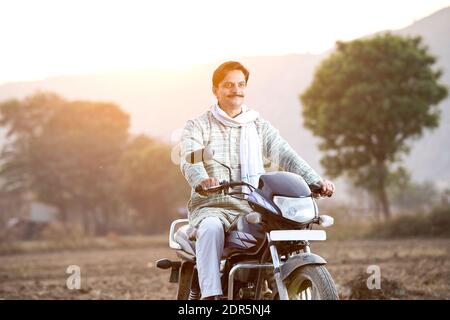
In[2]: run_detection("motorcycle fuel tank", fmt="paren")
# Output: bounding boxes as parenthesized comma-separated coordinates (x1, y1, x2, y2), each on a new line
(258, 172, 312, 199)
(223, 215, 265, 257)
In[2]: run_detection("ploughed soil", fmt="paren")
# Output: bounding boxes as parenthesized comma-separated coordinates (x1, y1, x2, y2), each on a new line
(1, 239, 449, 299)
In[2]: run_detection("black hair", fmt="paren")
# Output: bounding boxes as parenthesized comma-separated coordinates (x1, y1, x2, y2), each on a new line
(212, 61, 249, 87)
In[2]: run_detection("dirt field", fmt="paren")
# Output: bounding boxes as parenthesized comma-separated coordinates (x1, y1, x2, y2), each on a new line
(0, 239, 449, 299)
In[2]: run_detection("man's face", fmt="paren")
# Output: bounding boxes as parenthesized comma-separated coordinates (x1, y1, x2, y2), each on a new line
(213, 70, 247, 110)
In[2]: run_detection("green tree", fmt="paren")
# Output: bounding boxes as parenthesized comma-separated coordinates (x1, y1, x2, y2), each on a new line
(31, 97, 130, 234)
(117, 135, 189, 233)
(0, 92, 64, 194)
(0, 92, 130, 234)
(1, 91, 191, 235)
(300, 33, 448, 219)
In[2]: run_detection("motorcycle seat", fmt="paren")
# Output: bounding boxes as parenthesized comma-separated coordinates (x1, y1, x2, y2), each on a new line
(174, 224, 196, 256)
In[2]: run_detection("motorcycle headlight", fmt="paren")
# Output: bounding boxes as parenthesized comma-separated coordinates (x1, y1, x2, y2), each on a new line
(273, 196, 317, 223)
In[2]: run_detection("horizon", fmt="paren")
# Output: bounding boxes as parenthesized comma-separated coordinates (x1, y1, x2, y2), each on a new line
(0, 0, 449, 85)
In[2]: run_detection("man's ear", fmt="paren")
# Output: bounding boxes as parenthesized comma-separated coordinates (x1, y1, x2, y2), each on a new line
(212, 86, 218, 97)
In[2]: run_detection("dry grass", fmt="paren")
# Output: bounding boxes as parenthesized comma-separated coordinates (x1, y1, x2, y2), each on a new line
(367, 205, 450, 239)
(0, 233, 169, 256)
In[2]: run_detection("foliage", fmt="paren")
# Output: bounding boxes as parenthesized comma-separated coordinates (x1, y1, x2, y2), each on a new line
(301, 33, 448, 218)
(0, 92, 188, 236)
(118, 135, 189, 233)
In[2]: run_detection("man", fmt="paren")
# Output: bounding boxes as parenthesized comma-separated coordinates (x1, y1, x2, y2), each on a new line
(180, 61, 334, 299)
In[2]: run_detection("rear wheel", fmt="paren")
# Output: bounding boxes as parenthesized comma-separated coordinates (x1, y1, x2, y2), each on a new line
(285, 265, 339, 300)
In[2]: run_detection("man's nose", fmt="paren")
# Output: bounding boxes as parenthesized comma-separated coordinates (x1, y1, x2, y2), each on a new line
(230, 84, 240, 92)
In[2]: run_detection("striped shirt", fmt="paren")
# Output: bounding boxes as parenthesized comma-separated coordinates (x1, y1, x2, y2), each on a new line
(180, 110, 322, 230)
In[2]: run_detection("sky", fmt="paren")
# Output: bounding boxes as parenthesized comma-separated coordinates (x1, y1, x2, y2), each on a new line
(0, 0, 449, 85)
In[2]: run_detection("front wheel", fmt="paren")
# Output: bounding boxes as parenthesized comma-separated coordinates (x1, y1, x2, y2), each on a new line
(285, 265, 339, 300)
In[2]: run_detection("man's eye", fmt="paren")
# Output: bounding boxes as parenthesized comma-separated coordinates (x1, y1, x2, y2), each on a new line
(224, 83, 233, 88)
(238, 82, 246, 88)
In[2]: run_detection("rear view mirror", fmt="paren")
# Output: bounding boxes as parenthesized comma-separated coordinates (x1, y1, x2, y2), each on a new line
(185, 146, 232, 182)
(185, 146, 215, 164)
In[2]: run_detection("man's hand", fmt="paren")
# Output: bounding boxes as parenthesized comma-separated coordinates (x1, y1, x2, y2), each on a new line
(319, 179, 335, 197)
(197, 177, 220, 196)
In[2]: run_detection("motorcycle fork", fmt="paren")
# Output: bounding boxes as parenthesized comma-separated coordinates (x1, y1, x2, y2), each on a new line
(254, 240, 272, 300)
(267, 233, 289, 300)
(303, 240, 311, 253)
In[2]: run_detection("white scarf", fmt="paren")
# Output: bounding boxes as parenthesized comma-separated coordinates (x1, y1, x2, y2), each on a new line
(210, 104, 265, 192)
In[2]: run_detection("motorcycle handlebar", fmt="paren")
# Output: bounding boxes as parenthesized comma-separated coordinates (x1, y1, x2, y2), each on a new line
(309, 182, 322, 193)
(195, 180, 331, 198)
(194, 181, 248, 194)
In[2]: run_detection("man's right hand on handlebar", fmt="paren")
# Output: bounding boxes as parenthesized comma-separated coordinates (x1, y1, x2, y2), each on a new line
(310, 179, 335, 198)
(196, 177, 221, 196)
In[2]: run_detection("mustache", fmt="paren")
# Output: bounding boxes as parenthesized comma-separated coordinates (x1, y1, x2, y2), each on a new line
(227, 94, 244, 97)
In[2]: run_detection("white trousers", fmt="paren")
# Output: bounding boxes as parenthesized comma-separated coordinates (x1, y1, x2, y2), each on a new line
(196, 217, 224, 299)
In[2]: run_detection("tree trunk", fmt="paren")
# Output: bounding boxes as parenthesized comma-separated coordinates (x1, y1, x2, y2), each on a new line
(81, 206, 94, 236)
(376, 160, 391, 219)
(378, 185, 391, 219)
(371, 194, 383, 222)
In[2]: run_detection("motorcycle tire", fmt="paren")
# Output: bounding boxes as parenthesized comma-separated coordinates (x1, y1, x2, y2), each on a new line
(285, 265, 339, 300)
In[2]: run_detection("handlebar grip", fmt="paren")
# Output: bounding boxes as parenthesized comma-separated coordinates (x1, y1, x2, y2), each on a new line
(310, 185, 332, 198)
(194, 180, 229, 194)
(309, 182, 333, 198)
(309, 182, 322, 193)
(194, 185, 204, 193)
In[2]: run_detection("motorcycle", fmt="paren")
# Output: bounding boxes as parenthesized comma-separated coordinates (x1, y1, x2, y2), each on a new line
(156, 147, 339, 300)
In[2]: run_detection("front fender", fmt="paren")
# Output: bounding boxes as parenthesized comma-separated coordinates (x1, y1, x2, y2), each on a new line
(281, 253, 327, 281)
